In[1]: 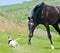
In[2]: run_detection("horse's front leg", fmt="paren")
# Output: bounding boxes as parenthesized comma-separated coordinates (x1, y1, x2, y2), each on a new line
(28, 23, 37, 45)
(45, 24, 54, 49)
(28, 30, 33, 45)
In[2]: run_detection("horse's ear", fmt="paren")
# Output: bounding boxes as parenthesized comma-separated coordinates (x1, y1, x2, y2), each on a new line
(28, 17, 30, 20)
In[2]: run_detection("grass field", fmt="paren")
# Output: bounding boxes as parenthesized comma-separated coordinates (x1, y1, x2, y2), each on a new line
(0, 30, 60, 53)
(0, 0, 60, 53)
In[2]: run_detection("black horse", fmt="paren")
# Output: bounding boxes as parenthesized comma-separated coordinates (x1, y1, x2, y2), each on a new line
(28, 2, 60, 49)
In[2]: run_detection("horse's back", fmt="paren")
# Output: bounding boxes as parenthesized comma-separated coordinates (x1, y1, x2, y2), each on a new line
(42, 4, 60, 24)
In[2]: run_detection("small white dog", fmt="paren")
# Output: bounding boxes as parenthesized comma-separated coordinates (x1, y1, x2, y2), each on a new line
(8, 37, 20, 48)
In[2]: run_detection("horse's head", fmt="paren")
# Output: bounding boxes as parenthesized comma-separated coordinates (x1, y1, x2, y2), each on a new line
(28, 8, 36, 31)
(28, 16, 35, 31)
(28, 16, 36, 45)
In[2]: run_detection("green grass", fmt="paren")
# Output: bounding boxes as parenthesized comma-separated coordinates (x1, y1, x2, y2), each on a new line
(0, 0, 60, 53)
(0, 31, 60, 53)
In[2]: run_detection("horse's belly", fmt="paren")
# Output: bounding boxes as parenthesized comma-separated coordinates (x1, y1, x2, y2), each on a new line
(47, 17, 58, 24)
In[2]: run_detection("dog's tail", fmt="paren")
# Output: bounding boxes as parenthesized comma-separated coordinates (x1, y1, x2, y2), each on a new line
(14, 38, 21, 41)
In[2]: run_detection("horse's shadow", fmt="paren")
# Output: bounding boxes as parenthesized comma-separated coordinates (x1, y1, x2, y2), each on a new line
(55, 48, 60, 50)
(43, 47, 60, 50)
(43, 47, 50, 49)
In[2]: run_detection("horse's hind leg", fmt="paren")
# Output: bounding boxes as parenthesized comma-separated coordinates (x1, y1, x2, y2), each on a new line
(45, 24, 54, 49)
(52, 23, 60, 35)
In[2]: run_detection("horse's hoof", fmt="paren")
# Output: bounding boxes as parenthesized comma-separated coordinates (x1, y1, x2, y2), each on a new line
(51, 44, 54, 49)
(28, 42, 31, 45)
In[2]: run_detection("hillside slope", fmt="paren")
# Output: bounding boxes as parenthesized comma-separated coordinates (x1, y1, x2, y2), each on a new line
(0, 0, 60, 31)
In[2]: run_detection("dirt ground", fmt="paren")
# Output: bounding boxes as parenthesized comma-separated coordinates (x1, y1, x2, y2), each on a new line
(34, 29, 59, 37)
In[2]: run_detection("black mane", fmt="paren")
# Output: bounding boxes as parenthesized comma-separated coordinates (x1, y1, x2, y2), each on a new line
(33, 2, 44, 11)
(29, 2, 44, 20)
